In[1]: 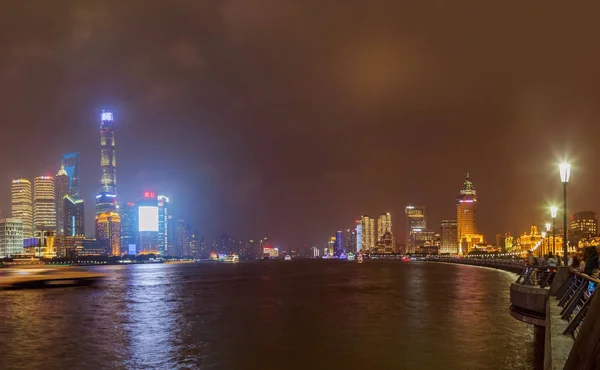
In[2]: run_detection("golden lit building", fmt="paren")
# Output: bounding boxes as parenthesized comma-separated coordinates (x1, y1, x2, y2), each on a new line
(359, 215, 375, 252)
(95, 212, 121, 256)
(377, 213, 392, 240)
(11, 178, 33, 238)
(34, 176, 56, 234)
(518, 225, 543, 255)
(456, 174, 479, 254)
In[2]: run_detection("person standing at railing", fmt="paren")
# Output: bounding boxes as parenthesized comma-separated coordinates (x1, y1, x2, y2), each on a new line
(547, 252, 557, 268)
(583, 246, 598, 276)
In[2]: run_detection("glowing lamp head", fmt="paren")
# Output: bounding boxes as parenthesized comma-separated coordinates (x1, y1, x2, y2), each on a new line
(545, 223, 552, 232)
(101, 111, 114, 122)
(541, 231, 546, 238)
(559, 163, 571, 183)
(550, 206, 558, 219)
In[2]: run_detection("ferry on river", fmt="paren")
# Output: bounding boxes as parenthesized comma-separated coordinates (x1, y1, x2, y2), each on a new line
(357, 254, 364, 264)
(284, 255, 292, 261)
(224, 254, 240, 263)
(0, 268, 105, 290)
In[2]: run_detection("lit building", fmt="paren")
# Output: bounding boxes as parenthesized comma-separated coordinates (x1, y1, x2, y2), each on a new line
(175, 219, 190, 257)
(405, 205, 426, 254)
(34, 176, 56, 234)
(377, 213, 392, 240)
(413, 229, 437, 253)
(440, 220, 458, 254)
(373, 232, 396, 254)
(64, 195, 85, 237)
(518, 226, 543, 256)
(95, 212, 121, 256)
(335, 231, 343, 255)
(62, 152, 80, 197)
(54, 165, 70, 236)
(96, 110, 117, 215)
(138, 191, 159, 255)
(158, 195, 170, 255)
(456, 174, 478, 254)
(356, 222, 363, 252)
(310, 246, 320, 258)
(359, 215, 375, 252)
(327, 236, 335, 255)
(118, 202, 138, 255)
(11, 178, 33, 239)
(0, 218, 23, 257)
(570, 211, 598, 246)
(344, 228, 357, 254)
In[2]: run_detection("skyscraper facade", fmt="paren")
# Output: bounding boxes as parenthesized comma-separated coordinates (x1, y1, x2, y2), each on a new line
(62, 152, 80, 197)
(95, 212, 121, 256)
(138, 191, 159, 254)
(334, 230, 343, 255)
(377, 213, 392, 240)
(359, 215, 375, 252)
(158, 195, 170, 255)
(356, 222, 363, 253)
(34, 176, 56, 234)
(118, 202, 138, 255)
(440, 220, 458, 254)
(64, 195, 85, 237)
(175, 219, 190, 257)
(405, 205, 426, 254)
(570, 211, 598, 245)
(11, 178, 33, 239)
(456, 174, 479, 254)
(96, 111, 117, 215)
(0, 218, 23, 257)
(55, 165, 70, 236)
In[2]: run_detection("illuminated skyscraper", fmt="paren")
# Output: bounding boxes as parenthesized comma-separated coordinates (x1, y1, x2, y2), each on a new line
(62, 153, 80, 197)
(34, 176, 56, 234)
(64, 195, 85, 237)
(570, 211, 598, 245)
(175, 219, 190, 257)
(158, 195, 170, 255)
(96, 111, 117, 216)
(359, 215, 375, 252)
(457, 173, 478, 253)
(55, 165, 70, 236)
(96, 212, 121, 256)
(335, 231, 343, 255)
(405, 205, 426, 254)
(440, 220, 458, 254)
(0, 219, 23, 257)
(11, 178, 33, 238)
(118, 202, 138, 255)
(138, 191, 159, 255)
(377, 213, 392, 240)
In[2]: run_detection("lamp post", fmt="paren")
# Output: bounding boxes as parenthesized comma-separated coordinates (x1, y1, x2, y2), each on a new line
(559, 163, 571, 265)
(545, 222, 551, 256)
(550, 206, 558, 256)
(541, 231, 546, 258)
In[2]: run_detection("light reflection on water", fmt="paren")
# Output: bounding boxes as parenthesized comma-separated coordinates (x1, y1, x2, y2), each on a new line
(0, 261, 539, 370)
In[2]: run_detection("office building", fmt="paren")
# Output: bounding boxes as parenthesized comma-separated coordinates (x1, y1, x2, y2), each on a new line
(405, 205, 426, 254)
(158, 195, 170, 255)
(55, 165, 70, 236)
(64, 195, 85, 237)
(344, 228, 357, 254)
(11, 178, 33, 239)
(358, 215, 375, 252)
(138, 191, 159, 255)
(457, 173, 479, 253)
(440, 220, 458, 254)
(335, 231, 343, 255)
(96, 111, 118, 215)
(95, 212, 121, 256)
(62, 152, 80, 197)
(34, 176, 56, 234)
(175, 221, 190, 257)
(118, 201, 138, 255)
(0, 218, 23, 257)
(570, 211, 598, 246)
(377, 213, 392, 240)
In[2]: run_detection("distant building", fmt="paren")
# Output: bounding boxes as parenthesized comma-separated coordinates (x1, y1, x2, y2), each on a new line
(359, 215, 375, 252)
(54, 165, 70, 236)
(327, 236, 335, 255)
(118, 202, 138, 255)
(62, 152, 80, 197)
(11, 178, 33, 239)
(138, 191, 159, 255)
(310, 246, 320, 258)
(335, 231, 343, 255)
(373, 231, 396, 254)
(95, 212, 121, 256)
(64, 195, 85, 237)
(96, 111, 117, 215)
(405, 205, 426, 254)
(344, 228, 357, 254)
(570, 211, 598, 246)
(440, 220, 458, 254)
(34, 176, 56, 235)
(157, 195, 170, 256)
(518, 226, 542, 256)
(175, 219, 190, 257)
(456, 173, 478, 254)
(0, 218, 23, 257)
(377, 213, 392, 240)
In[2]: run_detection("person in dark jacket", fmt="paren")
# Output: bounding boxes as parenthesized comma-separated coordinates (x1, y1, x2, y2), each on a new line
(583, 246, 599, 275)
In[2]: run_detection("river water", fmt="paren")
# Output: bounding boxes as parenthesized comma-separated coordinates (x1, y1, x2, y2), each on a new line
(0, 261, 540, 369)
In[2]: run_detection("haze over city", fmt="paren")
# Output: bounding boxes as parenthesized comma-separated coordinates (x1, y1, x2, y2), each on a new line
(2, 1, 600, 249)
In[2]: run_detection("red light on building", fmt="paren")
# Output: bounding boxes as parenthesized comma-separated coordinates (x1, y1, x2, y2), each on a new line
(143, 191, 156, 199)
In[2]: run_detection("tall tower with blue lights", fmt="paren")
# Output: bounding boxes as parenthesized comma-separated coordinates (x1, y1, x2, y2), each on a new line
(96, 110, 117, 215)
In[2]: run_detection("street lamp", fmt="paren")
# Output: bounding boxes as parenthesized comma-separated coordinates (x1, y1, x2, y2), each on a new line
(541, 231, 546, 258)
(550, 206, 558, 256)
(545, 223, 551, 256)
(559, 163, 571, 265)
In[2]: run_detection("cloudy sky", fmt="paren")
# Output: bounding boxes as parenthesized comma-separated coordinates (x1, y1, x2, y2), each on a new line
(1, 1, 600, 248)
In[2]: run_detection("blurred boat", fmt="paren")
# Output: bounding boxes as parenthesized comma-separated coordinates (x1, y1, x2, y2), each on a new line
(224, 254, 240, 263)
(0, 268, 105, 290)
(284, 255, 292, 261)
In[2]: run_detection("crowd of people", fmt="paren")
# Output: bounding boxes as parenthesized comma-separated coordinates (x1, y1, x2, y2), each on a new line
(569, 245, 600, 278)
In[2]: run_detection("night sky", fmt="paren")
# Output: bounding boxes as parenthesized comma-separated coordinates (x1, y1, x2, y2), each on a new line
(1, 1, 600, 248)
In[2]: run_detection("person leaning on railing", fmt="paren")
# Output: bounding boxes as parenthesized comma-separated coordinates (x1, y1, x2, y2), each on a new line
(583, 246, 599, 276)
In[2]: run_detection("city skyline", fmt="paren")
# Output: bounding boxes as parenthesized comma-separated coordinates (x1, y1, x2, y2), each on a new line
(2, 3, 600, 249)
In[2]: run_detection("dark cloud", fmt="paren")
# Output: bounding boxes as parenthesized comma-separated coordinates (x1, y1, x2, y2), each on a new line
(1, 1, 600, 247)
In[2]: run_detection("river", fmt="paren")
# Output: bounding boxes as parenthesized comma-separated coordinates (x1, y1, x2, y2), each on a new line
(0, 260, 540, 369)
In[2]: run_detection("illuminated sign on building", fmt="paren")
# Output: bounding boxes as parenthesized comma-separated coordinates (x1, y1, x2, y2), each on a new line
(143, 191, 157, 199)
(138, 206, 159, 232)
(101, 111, 114, 121)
